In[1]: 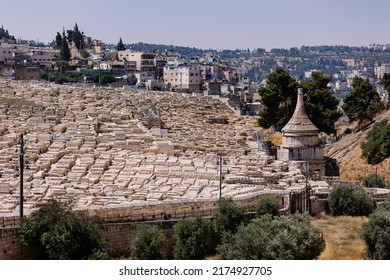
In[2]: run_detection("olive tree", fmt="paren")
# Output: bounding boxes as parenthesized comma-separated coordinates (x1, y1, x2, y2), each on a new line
(173, 214, 209, 260)
(217, 214, 324, 260)
(130, 224, 166, 260)
(328, 183, 373, 216)
(19, 199, 106, 260)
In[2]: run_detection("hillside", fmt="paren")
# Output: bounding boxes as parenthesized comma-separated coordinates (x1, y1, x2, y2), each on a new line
(325, 108, 390, 181)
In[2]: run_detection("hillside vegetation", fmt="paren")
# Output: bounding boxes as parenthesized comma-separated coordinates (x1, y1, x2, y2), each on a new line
(325, 107, 390, 181)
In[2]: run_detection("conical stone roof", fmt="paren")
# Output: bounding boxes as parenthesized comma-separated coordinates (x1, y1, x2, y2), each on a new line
(282, 88, 318, 134)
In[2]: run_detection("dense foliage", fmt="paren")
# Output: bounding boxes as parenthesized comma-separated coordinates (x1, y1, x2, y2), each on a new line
(66, 23, 84, 50)
(381, 73, 390, 95)
(328, 183, 373, 216)
(300, 71, 342, 134)
(258, 68, 340, 133)
(361, 120, 390, 164)
(212, 197, 244, 236)
(0, 25, 15, 40)
(173, 214, 209, 260)
(217, 214, 324, 260)
(19, 200, 106, 260)
(362, 173, 386, 189)
(255, 196, 280, 217)
(116, 37, 126, 51)
(130, 224, 166, 260)
(58, 28, 71, 61)
(258, 67, 298, 130)
(342, 77, 383, 124)
(361, 199, 390, 259)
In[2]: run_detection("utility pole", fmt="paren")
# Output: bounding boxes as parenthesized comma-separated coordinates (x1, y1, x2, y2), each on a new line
(305, 160, 311, 214)
(375, 167, 378, 187)
(219, 151, 223, 199)
(19, 133, 24, 219)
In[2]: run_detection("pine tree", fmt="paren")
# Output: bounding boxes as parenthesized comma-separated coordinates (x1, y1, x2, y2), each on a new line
(60, 28, 71, 61)
(258, 67, 298, 130)
(300, 71, 341, 134)
(55, 32, 62, 49)
(342, 77, 383, 124)
(116, 37, 126, 51)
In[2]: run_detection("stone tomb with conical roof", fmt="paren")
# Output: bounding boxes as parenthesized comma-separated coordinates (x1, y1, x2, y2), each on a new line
(278, 88, 325, 179)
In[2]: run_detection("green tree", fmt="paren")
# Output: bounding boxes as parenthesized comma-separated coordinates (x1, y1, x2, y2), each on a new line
(212, 197, 244, 237)
(173, 214, 209, 260)
(19, 200, 106, 260)
(362, 173, 386, 188)
(258, 67, 298, 130)
(88, 70, 116, 85)
(342, 76, 383, 124)
(256, 196, 280, 217)
(328, 183, 373, 216)
(130, 224, 166, 260)
(66, 23, 84, 50)
(300, 71, 341, 134)
(55, 32, 62, 49)
(360, 200, 390, 259)
(381, 73, 390, 93)
(80, 49, 90, 59)
(60, 28, 71, 61)
(116, 37, 126, 51)
(258, 69, 340, 133)
(217, 214, 324, 260)
(361, 119, 390, 164)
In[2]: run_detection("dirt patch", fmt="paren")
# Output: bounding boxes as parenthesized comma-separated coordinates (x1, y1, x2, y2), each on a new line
(311, 215, 367, 260)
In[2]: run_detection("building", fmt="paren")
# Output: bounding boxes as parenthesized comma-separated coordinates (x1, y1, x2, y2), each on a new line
(375, 64, 390, 79)
(163, 65, 201, 91)
(118, 50, 157, 83)
(0, 46, 17, 62)
(29, 49, 55, 67)
(278, 88, 325, 179)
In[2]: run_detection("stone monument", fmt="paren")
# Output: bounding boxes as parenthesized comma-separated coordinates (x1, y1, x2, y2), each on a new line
(278, 88, 325, 178)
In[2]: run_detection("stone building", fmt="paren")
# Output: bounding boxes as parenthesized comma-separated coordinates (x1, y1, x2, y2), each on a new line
(278, 88, 325, 179)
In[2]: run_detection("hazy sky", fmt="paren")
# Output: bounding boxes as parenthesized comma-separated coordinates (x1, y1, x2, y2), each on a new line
(1, 0, 390, 50)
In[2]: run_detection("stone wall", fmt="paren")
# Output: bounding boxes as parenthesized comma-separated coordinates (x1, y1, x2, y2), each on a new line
(0, 218, 219, 260)
(82, 191, 289, 223)
(0, 192, 287, 259)
(0, 227, 43, 260)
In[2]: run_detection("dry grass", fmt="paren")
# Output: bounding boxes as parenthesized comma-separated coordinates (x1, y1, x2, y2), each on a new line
(266, 132, 282, 146)
(340, 152, 390, 182)
(311, 215, 368, 260)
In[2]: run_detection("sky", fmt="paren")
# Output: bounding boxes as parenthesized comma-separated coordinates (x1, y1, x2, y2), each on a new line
(1, 0, 390, 50)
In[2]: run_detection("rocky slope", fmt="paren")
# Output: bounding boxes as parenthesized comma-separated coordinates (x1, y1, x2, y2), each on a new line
(325, 108, 390, 181)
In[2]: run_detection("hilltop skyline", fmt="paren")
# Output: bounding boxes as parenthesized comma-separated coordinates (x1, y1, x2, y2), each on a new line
(2, 0, 390, 50)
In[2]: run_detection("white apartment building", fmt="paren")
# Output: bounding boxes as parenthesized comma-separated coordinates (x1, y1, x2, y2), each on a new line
(163, 65, 201, 91)
(375, 64, 390, 79)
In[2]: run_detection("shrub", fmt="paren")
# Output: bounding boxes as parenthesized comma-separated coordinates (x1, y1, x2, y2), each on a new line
(256, 196, 280, 217)
(328, 183, 373, 216)
(361, 201, 390, 259)
(217, 214, 324, 260)
(173, 214, 209, 260)
(362, 173, 386, 189)
(212, 197, 244, 236)
(19, 200, 105, 260)
(130, 224, 166, 260)
(361, 120, 390, 164)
